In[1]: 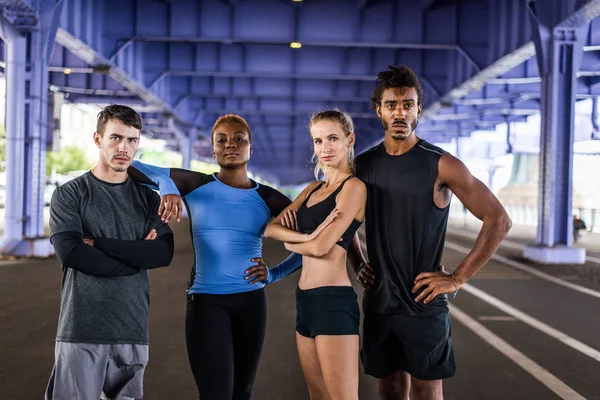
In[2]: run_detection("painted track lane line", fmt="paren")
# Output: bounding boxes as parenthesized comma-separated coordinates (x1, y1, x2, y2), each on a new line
(460, 282, 600, 363)
(451, 305, 586, 400)
(448, 228, 600, 265)
(587, 255, 600, 264)
(446, 241, 600, 300)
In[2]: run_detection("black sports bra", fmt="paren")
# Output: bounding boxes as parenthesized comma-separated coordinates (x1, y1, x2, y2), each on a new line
(296, 176, 362, 251)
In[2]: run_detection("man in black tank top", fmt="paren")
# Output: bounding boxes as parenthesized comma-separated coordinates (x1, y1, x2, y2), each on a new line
(348, 65, 512, 399)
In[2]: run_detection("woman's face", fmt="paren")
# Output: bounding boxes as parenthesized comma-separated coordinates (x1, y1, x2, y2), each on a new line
(212, 121, 252, 169)
(310, 120, 354, 169)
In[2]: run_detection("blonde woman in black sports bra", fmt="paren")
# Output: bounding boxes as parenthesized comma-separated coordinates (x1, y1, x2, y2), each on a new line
(265, 109, 366, 400)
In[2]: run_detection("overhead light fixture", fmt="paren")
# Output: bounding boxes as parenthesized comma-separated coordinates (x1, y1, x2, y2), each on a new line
(290, 42, 302, 49)
(292, 0, 303, 2)
(63, 68, 72, 75)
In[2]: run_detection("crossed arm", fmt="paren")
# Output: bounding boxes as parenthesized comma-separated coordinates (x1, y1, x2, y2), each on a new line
(265, 179, 367, 257)
(93, 231, 174, 270)
(264, 181, 321, 244)
(52, 230, 173, 278)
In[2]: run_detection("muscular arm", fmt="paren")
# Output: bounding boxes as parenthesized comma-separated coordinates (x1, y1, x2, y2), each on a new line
(264, 181, 321, 243)
(52, 232, 142, 277)
(439, 153, 512, 286)
(93, 233, 174, 269)
(284, 179, 367, 258)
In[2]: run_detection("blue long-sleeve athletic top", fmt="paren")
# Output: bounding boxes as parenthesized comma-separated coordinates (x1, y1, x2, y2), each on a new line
(129, 161, 302, 294)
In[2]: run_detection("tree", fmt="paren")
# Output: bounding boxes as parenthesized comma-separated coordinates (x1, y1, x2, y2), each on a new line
(46, 146, 93, 176)
(0, 124, 5, 172)
(0, 129, 92, 176)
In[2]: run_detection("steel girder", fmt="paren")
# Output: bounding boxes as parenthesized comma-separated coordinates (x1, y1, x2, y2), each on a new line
(2, 0, 600, 184)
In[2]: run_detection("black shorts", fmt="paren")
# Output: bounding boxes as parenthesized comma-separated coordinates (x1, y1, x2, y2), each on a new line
(296, 286, 360, 338)
(361, 311, 455, 380)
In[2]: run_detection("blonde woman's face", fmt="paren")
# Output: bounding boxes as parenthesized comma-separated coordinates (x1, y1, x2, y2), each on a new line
(310, 120, 354, 169)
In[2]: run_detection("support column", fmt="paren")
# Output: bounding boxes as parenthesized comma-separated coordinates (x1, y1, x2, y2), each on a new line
(180, 129, 195, 170)
(0, 1, 63, 257)
(592, 97, 600, 140)
(169, 119, 194, 170)
(0, 21, 27, 253)
(506, 121, 513, 154)
(523, 1, 587, 264)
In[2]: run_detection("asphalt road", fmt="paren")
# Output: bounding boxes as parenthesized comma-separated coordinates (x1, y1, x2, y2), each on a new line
(0, 219, 599, 399)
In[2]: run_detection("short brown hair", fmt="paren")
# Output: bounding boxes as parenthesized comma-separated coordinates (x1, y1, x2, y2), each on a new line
(211, 114, 252, 144)
(96, 105, 142, 136)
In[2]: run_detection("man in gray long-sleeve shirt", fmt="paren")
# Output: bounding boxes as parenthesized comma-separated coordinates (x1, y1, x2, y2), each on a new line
(45, 105, 174, 400)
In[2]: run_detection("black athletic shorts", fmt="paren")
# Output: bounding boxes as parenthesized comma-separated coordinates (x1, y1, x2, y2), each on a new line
(296, 286, 360, 338)
(361, 311, 456, 380)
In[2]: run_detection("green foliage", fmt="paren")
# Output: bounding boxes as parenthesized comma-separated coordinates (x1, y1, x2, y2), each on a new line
(138, 150, 183, 168)
(46, 146, 93, 175)
(0, 125, 91, 175)
(0, 124, 5, 172)
(137, 149, 219, 174)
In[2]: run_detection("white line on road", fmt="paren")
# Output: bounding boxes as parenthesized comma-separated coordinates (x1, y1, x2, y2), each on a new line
(587, 255, 600, 264)
(478, 316, 517, 322)
(451, 305, 586, 400)
(445, 241, 600, 300)
(449, 228, 600, 265)
(461, 282, 600, 363)
(0, 260, 28, 268)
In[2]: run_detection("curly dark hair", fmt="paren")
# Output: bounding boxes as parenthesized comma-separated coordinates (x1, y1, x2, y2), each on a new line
(370, 65, 424, 109)
(96, 105, 142, 136)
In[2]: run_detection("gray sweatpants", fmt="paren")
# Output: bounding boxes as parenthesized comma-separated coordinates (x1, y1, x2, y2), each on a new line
(45, 341, 149, 400)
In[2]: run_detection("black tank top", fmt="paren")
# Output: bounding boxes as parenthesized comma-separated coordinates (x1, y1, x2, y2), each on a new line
(355, 139, 450, 316)
(296, 176, 362, 251)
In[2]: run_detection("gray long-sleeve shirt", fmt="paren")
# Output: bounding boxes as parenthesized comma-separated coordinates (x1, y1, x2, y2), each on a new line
(50, 171, 172, 345)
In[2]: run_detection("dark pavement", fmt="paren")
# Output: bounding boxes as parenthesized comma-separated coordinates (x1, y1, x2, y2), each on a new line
(1, 219, 599, 399)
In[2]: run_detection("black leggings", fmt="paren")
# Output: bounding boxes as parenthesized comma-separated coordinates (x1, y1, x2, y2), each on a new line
(185, 288, 267, 400)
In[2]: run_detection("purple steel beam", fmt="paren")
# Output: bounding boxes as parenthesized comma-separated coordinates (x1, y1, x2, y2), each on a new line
(127, 36, 461, 51)
(48, 0, 600, 188)
(54, 28, 197, 130)
(425, 0, 600, 120)
(0, 0, 63, 256)
(523, 0, 591, 264)
(167, 118, 193, 170)
(0, 17, 27, 252)
(197, 109, 376, 119)
(530, 1, 584, 248)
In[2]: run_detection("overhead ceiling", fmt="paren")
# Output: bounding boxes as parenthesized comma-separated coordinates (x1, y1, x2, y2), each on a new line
(3, 0, 600, 185)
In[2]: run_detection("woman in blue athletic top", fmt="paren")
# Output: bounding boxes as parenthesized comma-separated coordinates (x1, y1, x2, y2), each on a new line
(127, 115, 327, 400)
(264, 110, 367, 400)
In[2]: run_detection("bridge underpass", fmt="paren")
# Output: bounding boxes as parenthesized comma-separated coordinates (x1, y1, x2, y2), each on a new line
(1, 0, 599, 263)
(0, 1, 599, 399)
